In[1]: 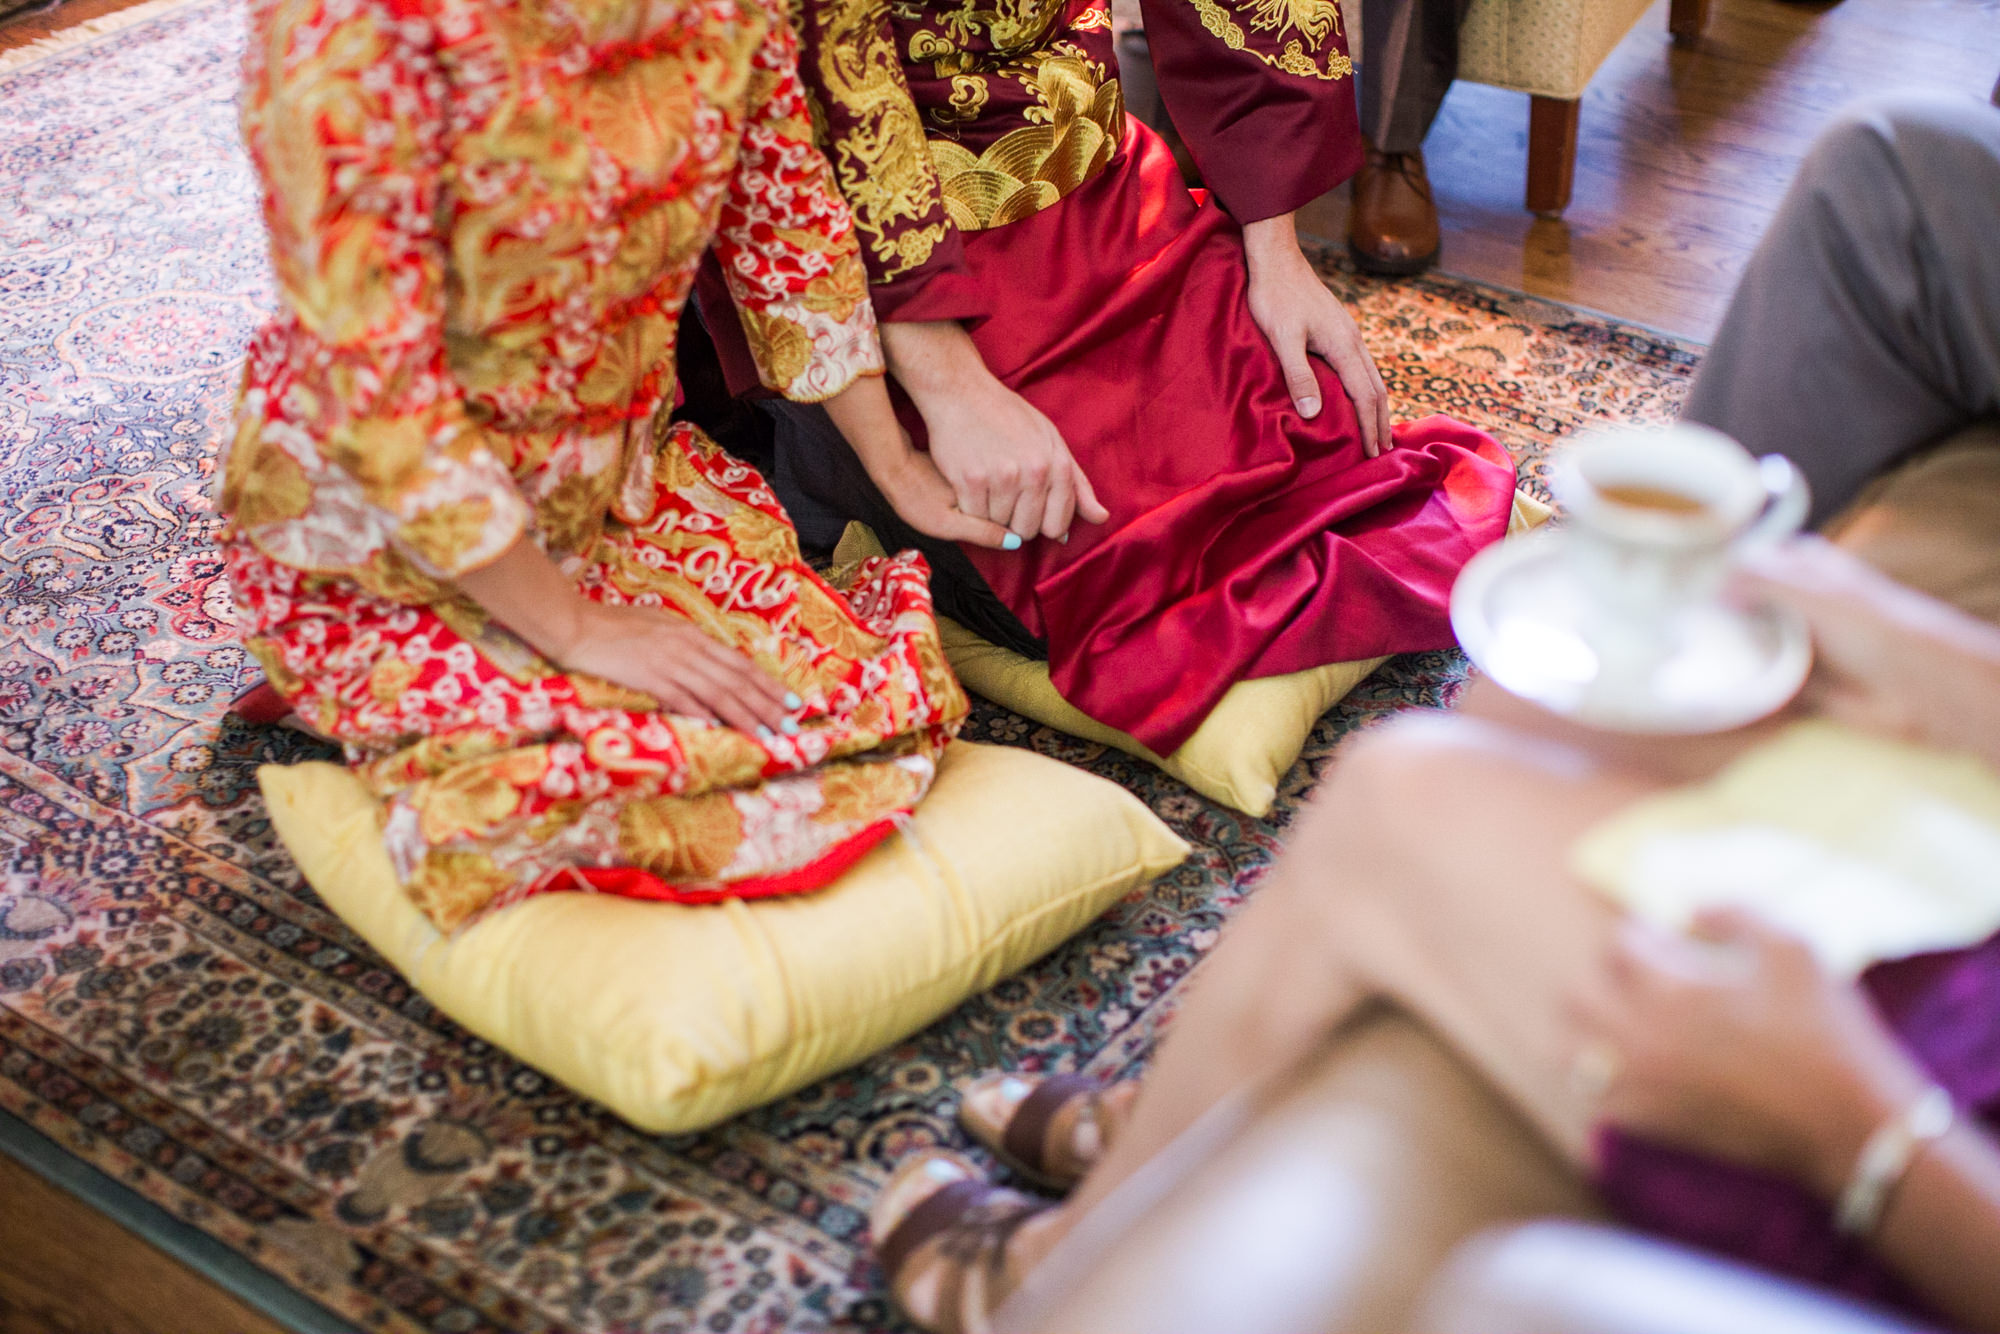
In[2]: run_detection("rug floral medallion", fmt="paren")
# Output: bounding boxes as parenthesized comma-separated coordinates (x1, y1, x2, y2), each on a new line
(0, 3, 1700, 1329)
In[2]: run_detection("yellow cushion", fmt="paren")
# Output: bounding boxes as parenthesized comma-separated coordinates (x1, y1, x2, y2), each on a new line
(259, 742, 1188, 1134)
(939, 620, 1381, 818)
(848, 491, 1555, 818)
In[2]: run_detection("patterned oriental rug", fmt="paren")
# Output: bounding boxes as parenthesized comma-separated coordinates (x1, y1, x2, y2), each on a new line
(0, 3, 1701, 1329)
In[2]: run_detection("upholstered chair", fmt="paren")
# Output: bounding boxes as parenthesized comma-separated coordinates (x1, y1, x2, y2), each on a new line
(1350, 0, 1712, 216)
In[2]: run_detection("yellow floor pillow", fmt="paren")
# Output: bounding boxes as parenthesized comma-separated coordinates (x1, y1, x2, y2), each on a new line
(839, 490, 1552, 818)
(260, 741, 1188, 1134)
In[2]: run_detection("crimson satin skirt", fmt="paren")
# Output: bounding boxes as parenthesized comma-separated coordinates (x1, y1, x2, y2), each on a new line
(891, 122, 1519, 753)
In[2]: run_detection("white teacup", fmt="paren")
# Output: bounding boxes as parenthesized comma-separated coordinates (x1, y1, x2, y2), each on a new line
(1548, 424, 1809, 710)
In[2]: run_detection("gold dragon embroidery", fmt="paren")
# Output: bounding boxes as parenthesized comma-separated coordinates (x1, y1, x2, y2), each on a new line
(801, 0, 951, 275)
(1185, 0, 1352, 81)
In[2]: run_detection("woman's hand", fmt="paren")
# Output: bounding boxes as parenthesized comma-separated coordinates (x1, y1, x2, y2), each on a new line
(1737, 538, 2000, 764)
(867, 438, 1023, 548)
(553, 600, 794, 734)
(455, 536, 794, 733)
(1241, 213, 1392, 458)
(878, 321, 1108, 543)
(1570, 909, 1928, 1198)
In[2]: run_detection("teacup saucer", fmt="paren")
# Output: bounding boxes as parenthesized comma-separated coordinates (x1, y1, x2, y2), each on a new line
(1450, 529, 1813, 734)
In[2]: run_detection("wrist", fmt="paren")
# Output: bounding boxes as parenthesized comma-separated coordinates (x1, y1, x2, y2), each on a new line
(821, 373, 917, 484)
(1834, 1085, 1956, 1237)
(453, 535, 591, 666)
(536, 594, 590, 665)
(880, 320, 986, 403)
(1241, 213, 1306, 278)
(1800, 1058, 1933, 1201)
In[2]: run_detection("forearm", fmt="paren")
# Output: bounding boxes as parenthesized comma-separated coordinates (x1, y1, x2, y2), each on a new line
(453, 535, 586, 662)
(1785, 1039, 2000, 1331)
(821, 372, 915, 476)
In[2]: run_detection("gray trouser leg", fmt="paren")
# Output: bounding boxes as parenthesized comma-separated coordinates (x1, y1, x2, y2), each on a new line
(1360, 0, 1476, 154)
(1682, 94, 2000, 525)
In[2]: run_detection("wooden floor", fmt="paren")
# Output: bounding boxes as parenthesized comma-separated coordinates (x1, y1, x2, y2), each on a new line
(0, 1148, 288, 1334)
(1, 0, 1997, 1328)
(0, 0, 153, 52)
(1297, 0, 2000, 339)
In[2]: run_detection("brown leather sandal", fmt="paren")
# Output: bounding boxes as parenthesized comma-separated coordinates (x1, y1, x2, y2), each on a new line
(958, 1072, 1116, 1193)
(871, 1154, 1050, 1334)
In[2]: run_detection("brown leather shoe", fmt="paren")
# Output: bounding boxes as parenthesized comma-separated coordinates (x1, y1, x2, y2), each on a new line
(1348, 145, 1440, 277)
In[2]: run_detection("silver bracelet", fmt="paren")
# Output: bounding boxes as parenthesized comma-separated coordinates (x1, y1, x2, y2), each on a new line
(1834, 1084, 1955, 1238)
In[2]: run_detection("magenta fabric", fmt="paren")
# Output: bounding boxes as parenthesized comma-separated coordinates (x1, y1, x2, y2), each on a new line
(1597, 930, 2000, 1326)
(895, 122, 1518, 752)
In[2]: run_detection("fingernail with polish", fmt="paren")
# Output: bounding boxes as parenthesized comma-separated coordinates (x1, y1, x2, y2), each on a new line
(1002, 532, 1023, 551)
(1298, 396, 1321, 417)
(756, 724, 774, 740)
(783, 691, 803, 710)
(1058, 532, 1070, 545)
(780, 717, 800, 736)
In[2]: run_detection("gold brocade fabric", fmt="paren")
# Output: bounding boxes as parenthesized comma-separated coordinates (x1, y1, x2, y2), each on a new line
(925, 49, 1125, 230)
(791, 0, 1129, 284)
(220, 0, 979, 930)
(226, 0, 884, 600)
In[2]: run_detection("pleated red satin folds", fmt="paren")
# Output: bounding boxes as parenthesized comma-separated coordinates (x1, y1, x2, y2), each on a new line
(891, 125, 1521, 753)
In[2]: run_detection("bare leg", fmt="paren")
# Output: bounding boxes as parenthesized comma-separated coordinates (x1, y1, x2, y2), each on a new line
(1001, 1011, 1605, 1334)
(983, 711, 1692, 1330)
(997, 710, 1670, 1288)
(874, 707, 1771, 1332)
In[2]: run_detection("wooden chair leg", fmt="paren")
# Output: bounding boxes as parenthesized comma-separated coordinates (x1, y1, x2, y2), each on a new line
(1669, 0, 1711, 44)
(1526, 96, 1579, 218)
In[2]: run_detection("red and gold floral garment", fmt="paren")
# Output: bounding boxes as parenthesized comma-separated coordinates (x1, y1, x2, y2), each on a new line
(220, 0, 968, 930)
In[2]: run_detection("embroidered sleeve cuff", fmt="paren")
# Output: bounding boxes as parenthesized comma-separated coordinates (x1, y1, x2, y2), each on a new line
(389, 450, 534, 579)
(742, 297, 887, 403)
(1143, 0, 1364, 220)
(866, 229, 991, 324)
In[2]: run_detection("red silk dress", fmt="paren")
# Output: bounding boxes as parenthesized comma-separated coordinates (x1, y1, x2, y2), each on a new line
(722, 0, 1520, 754)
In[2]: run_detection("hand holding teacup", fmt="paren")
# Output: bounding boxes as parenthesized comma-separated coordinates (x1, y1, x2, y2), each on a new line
(1452, 424, 1816, 733)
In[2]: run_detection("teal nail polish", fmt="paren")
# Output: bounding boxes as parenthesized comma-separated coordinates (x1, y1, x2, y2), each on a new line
(783, 691, 803, 710)
(1002, 532, 1023, 551)
(756, 724, 774, 740)
(780, 717, 800, 736)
